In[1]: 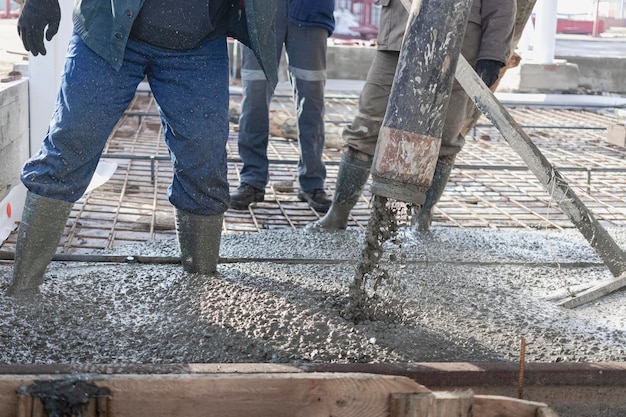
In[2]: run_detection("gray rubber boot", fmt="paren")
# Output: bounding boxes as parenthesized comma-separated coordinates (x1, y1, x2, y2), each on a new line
(414, 154, 456, 232)
(175, 209, 223, 274)
(308, 148, 372, 230)
(7, 191, 72, 297)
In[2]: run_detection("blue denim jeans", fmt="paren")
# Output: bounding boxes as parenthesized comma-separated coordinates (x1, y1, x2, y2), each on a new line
(22, 34, 230, 216)
(237, 0, 328, 192)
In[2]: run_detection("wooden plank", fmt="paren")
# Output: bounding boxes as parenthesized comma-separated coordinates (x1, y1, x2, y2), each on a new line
(472, 395, 552, 417)
(13, 382, 109, 417)
(97, 396, 110, 417)
(537, 406, 561, 417)
(430, 391, 472, 417)
(390, 391, 472, 417)
(557, 273, 626, 309)
(541, 282, 599, 302)
(390, 391, 555, 417)
(15, 395, 31, 417)
(108, 373, 429, 417)
(32, 396, 45, 417)
(14, 395, 107, 417)
(3, 378, 34, 417)
(2, 373, 430, 417)
(390, 392, 434, 417)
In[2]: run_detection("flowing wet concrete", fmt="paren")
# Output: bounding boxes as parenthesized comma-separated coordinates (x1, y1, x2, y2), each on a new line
(2, 225, 626, 364)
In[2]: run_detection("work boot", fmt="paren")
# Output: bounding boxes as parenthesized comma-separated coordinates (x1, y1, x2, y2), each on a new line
(175, 209, 223, 274)
(308, 148, 372, 230)
(229, 183, 265, 210)
(6, 191, 72, 297)
(297, 189, 332, 213)
(413, 154, 456, 232)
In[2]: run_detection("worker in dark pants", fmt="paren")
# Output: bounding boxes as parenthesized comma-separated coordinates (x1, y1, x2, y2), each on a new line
(310, 0, 515, 230)
(230, 0, 335, 213)
(7, 0, 278, 297)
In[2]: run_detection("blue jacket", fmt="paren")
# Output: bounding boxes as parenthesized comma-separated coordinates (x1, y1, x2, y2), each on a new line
(288, 0, 335, 35)
(72, 0, 278, 88)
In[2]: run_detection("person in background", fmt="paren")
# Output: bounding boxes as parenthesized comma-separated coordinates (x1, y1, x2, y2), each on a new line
(310, 0, 516, 230)
(230, 0, 335, 213)
(7, 0, 277, 297)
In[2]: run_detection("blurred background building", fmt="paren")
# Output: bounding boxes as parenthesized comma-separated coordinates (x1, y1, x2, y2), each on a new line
(331, 0, 626, 38)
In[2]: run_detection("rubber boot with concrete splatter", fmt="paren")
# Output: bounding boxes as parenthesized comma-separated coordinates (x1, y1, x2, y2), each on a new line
(175, 209, 223, 274)
(7, 191, 72, 297)
(414, 154, 456, 232)
(308, 148, 372, 230)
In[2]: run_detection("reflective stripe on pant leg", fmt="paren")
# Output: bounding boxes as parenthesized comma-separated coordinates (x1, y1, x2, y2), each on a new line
(237, 3, 287, 190)
(237, 45, 273, 190)
(291, 76, 327, 191)
(285, 23, 328, 191)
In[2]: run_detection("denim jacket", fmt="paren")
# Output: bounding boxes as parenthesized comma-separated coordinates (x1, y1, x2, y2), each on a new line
(72, 0, 278, 88)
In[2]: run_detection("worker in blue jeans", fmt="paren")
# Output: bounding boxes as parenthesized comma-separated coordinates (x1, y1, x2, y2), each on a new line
(230, 0, 335, 213)
(7, 0, 278, 297)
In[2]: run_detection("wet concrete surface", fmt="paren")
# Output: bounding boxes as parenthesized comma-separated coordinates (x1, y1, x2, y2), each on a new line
(1, 225, 626, 365)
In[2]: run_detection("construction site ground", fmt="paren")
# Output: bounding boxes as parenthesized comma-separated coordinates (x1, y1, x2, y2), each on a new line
(3, 85, 626, 252)
(6, 20, 626, 417)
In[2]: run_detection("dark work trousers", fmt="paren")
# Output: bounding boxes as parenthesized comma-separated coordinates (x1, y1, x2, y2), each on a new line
(343, 22, 482, 158)
(236, 0, 328, 193)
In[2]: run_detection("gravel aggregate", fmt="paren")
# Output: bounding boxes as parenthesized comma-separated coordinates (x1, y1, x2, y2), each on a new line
(1, 226, 626, 365)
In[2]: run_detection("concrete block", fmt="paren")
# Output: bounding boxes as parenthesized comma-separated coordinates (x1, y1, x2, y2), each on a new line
(606, 123, 626, 147)
(227, 40, 376, 86)
(562, 56, 626, 94)
(12, 62, 29, 77)
(326, 44, 375, 80)
(0, 79, 29, 200)
(497, 60, 580, 93)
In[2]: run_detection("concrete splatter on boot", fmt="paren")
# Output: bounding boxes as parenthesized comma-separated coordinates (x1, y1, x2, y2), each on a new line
(7, 192, 72, 297)
(308, 148, 372, 230)
(414, 154, 456, 232)
(175, 209, 223, 274)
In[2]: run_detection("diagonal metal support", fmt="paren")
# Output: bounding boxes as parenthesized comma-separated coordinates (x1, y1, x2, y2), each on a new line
(455, 55, 626, 305)
(395, 0, 626, 306)
(556, 273, 626, 309)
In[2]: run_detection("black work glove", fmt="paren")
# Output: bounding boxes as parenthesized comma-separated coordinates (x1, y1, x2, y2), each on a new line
(17, 0, 61, 56)
(474, 59, 504, 89)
